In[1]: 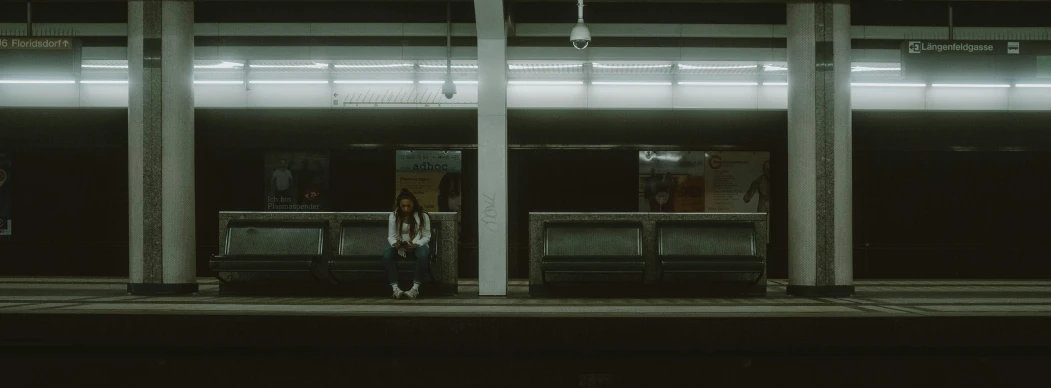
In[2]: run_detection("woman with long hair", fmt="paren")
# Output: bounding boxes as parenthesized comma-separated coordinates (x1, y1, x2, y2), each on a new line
(384, 188, 432, 299)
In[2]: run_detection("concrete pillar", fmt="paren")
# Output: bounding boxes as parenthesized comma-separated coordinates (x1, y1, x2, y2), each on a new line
(786, 0, 854, 297)
(127, 0, 197, 295)
(474, 0, 508, 296)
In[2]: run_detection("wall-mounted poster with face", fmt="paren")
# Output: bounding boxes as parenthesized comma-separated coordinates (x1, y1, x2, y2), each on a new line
(638, 151, 706, 213)
(0, 153, 10, 236)
(395, 150, 463, 214)
(264, 152, 330, 211)
(703, 151, 771, 213)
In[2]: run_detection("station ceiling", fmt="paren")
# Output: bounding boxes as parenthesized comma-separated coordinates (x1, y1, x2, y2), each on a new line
(1, 1, 1050, 28)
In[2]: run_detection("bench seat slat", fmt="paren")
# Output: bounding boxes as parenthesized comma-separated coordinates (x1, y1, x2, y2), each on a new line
(660, 256, 765, 273)
(210, 254, 320, 272)
(328, 256, 418, 273)
(542, 254, 645, 273)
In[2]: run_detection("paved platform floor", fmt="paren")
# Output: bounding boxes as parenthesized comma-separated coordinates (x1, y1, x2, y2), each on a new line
(2, 277, 1051, 316)
(4, 278, 1051, 387)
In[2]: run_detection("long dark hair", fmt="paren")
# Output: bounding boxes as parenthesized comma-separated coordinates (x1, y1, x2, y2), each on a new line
(393, 188, 428, 241)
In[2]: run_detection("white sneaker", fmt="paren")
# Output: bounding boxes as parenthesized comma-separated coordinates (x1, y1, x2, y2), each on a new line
(405, 288, 419, 300)
(391, 289, 404, 299)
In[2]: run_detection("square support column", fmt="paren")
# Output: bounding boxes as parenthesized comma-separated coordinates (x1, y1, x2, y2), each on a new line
(474, 0, 508, 296)
(786, 0, 854, 297)
(127, 0, 196, 295)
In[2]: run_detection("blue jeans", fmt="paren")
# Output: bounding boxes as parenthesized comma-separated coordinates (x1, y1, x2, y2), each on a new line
(382, 245, 430, 286)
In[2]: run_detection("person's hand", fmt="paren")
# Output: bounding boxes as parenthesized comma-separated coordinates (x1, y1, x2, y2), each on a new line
(406, 243, 419, 249)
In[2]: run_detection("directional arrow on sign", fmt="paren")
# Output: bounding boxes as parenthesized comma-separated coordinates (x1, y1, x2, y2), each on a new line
(63, 40, 69, 47)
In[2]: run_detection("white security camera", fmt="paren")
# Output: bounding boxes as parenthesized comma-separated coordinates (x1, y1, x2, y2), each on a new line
(570, 0, 590, 50)
(442, 78, 457, 99)
(570, 22, 591, 50)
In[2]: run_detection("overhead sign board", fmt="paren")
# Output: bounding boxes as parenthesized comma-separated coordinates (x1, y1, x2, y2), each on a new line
(905, 40, 1021, 56)
(0, 37, 74, 50)
(900, 40, 1051, 80)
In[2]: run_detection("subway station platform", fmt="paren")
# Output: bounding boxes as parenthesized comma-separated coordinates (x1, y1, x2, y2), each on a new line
(3, 278, 1051, 317)
(3, 278, 1051, 387)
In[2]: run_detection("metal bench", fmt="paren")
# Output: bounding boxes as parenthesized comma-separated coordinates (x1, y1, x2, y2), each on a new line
(657, 221, 765, 284)
(529, 212, 768, 297)
(539, 223, 646, 284)
(327, 221, 442, 286)
(209, 220, 327, 283)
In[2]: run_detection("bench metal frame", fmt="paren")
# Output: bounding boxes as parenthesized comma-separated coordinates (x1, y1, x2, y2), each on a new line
(327, 220, 442, 286)
(529, 212, 768, 295)
(540, 222, 646, 284)
(210, 220, 329, 285)
(656, 220, 766, 285)
(215, 212, 459, 295)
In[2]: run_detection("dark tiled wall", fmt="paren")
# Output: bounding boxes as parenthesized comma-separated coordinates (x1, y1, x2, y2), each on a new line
(0, 108, 1048, 279)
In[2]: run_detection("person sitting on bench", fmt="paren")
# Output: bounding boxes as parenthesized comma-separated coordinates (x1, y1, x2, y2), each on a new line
(384, 189, 432, 299)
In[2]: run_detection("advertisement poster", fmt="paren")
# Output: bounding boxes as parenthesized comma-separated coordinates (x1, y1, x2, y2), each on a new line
(0, 153, 10, 236)
(395, 151, 462, 214)
(264, 152, 330, 211)
(638, 151, 705, 212)
(703, 151, 771, 213)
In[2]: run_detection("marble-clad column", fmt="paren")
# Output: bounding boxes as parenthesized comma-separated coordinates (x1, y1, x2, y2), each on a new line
(474, 0, 508, 296)
(786, 0, 854, 297)
(127, 0, 196, 295)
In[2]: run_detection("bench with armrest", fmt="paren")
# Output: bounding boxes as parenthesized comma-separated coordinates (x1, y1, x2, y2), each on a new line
(529, 212, 768, 296)
(657, 221, 765, 284)
(209, 220, 328, 283)
(212, 211, 460, 295)
(539, 223, 646, 284)
(327, 221, 442, 287)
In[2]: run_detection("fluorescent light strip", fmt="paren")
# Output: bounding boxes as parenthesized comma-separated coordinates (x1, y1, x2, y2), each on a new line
(593, 81, 672, 86)
(678, 64, 758, 70)
(0, 80, 76, 84)
(248, 80, 329, 84)
(195, 62, 244, 69)
(418, 64, 478, 69)
(932, 84, 1011, 88)
(1016, 84, 1051, 88)
(851, 83, 926, 87)
(194, 80, 243, 84)
(761, 82, 928, 87)
(81, 64, 129, 69)
(593, 64, 672, 69)
(508, 81, 584, 85)
(678, 81, 758, 86)
(763, 65, 788, 72)
(508, 64, 583, 70)
(249, 63, 328, 69)
(851, 66, 901, 72)
(80, 80, 128, 84)
(333, 80, 413, 84)
(83, 62, 245, 69)
(419, 80, 478, 84)
(334, 64, 414, 68)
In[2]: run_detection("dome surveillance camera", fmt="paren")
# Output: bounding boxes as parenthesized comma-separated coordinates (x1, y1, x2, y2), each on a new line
(570, 22, 591, 50)
(442, 78, 457, 99)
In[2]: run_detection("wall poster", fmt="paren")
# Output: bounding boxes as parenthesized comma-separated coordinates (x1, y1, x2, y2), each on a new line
(0, 153, 10, 236)
(395, 150, 463, 219)
(703, 151, 771, 213)
(264, 151, 330, 211)
(638, 151, 706, 212)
